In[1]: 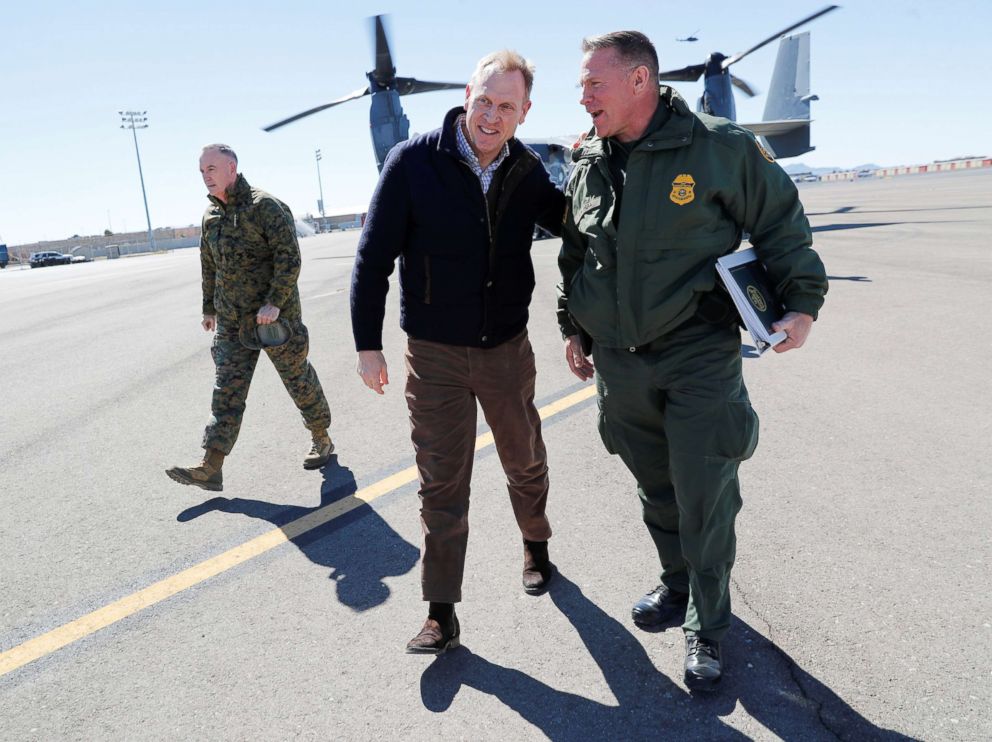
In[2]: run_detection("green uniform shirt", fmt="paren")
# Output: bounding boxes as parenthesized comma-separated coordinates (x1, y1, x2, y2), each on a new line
(201, 174, 303, 324)
(558, 87, 827, 349)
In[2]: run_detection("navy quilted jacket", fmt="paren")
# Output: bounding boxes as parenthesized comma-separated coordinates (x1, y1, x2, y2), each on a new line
(351, 107, 565, 350)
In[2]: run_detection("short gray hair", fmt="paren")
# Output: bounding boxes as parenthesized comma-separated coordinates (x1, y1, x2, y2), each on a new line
(470, 49, 536, 100)
(201, 143, 238, 164)
(581, 31, 659, 81)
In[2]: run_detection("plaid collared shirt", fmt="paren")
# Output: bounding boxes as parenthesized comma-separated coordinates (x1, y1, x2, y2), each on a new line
(455, 114, 509, 193)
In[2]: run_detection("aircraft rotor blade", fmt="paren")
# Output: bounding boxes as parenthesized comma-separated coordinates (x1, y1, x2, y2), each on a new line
(730, 75, 757, 97)
(394, 77, 465, 96)
(657, 63, 706, 83)
(371, 15, 396, 87)
(722, 4, 838, 69)
(262, 86, 371, 132)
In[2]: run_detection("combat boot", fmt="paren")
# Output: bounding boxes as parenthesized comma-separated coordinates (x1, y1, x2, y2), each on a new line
(303, 430, 334, 470)
(165, 449, 224, 492)
(684, 634, 722, 692)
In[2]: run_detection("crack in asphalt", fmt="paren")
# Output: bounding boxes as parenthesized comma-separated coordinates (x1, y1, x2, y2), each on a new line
(730, 575, 843, 741)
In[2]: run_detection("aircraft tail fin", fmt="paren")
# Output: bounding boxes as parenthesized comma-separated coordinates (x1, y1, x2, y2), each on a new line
(758, 31, 815, 159)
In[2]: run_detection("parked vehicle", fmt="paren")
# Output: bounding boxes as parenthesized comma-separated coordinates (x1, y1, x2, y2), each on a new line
(0, 244, 8, 269)
(29, 251, 73, 268)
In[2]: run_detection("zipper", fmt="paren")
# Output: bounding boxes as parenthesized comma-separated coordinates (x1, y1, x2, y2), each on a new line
(459, 159, 494, 342)
(423, 254, 431, 304)
(591, 154, 626, 344)
(481, 177, 493, 342)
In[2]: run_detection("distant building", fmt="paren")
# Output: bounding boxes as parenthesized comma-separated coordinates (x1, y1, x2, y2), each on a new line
(307, 212, 367, 233)
(10, 227, 200, 262)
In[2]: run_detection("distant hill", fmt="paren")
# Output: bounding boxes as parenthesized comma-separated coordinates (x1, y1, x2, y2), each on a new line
(784, 162, 881, 176)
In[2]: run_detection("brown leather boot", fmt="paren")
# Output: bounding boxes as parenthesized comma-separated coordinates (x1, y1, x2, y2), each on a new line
(522, 539, 555, 594)
(406, 613, 460, 655)
(303, 430, 334, 470)
(166, 448, 224, 492)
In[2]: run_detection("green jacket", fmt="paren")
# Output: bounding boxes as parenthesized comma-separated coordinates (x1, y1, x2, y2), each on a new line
(200, 174, 303, 323)
(557, 87, 827, 348)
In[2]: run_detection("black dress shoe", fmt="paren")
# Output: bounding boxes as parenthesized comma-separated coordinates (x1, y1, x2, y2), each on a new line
(684, 634, 722, 692)
(522, 540, 555, 594)
(631, 584, 689, 627)
(406, 614, 460, 655)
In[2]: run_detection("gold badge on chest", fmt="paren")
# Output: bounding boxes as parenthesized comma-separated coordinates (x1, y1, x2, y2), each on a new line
(669, 173, 695, 206)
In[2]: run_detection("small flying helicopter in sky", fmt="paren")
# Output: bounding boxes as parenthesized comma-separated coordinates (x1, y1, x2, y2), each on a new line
(676, 30, 700, 43)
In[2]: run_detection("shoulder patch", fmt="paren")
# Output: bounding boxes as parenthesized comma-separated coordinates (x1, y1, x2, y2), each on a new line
(755, 138, 775, 163)
(669, 173, 695, 206)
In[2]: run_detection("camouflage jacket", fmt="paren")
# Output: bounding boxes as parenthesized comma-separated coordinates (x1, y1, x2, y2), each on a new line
(200, 174, 302, 323)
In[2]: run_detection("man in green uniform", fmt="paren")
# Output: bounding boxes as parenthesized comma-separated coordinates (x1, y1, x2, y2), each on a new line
(167, 144, 333, 492)
(558, 32, 827, 692)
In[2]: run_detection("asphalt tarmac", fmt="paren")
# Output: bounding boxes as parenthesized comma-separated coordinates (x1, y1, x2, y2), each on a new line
(1, 169, 989, 740)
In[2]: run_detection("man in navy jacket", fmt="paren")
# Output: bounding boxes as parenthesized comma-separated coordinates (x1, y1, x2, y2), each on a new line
(350, 49, 565, 655)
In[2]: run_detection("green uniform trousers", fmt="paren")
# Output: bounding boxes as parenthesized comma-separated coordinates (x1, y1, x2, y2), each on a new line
(202, 322, 331, 455)
(593, 317, 758, 641)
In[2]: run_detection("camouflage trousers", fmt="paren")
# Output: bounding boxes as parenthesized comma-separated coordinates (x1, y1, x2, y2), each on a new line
(202, 322, 331, 455)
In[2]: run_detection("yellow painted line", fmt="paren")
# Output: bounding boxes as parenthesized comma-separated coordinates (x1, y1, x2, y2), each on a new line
(0, 384, 596, 678)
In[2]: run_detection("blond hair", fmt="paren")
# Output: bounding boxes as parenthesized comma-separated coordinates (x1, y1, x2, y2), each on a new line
(470, 50, 536, 100)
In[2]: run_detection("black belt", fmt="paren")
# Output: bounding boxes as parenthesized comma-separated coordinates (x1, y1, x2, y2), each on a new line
(627, 336, 669, 353)
(627, 291, 739, 354)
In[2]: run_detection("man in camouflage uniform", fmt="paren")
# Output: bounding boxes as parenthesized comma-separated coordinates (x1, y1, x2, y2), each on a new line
(166, 144, 332, 492)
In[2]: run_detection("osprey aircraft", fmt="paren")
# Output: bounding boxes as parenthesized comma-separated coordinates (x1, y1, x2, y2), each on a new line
(262, 14, 574, 187)
(659, 5, 839, 158)
(263, 15, 464, 171)
(263, 8, 838, 181)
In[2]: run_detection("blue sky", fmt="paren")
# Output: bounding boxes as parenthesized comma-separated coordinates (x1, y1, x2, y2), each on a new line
(2, 0, 989, 245)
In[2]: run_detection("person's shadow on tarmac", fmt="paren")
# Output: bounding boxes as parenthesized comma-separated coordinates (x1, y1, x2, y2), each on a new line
(175, 457, 419, 610)
(420, 572, 912, 741)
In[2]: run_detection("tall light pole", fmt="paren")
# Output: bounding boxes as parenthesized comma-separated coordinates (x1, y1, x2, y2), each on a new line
(315, 148, 326, 220)
(119, 111, 156, 251)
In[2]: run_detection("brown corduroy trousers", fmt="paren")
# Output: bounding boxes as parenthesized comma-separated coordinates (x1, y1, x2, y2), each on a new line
(404, 330, 552, 603)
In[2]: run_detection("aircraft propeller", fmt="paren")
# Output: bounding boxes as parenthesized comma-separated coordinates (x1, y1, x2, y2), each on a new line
(263, 15, 464, 133)
(657, 5, 838, 98)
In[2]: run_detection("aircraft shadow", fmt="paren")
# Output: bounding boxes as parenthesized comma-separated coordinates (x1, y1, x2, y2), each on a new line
(811, 222, 897, 232)
(807, 204, 989, 217)
(176, 457, 419, 611)
(807, 205, 857, 215)
(420, 573, 911, 741)
(811, 219, 971, 233)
